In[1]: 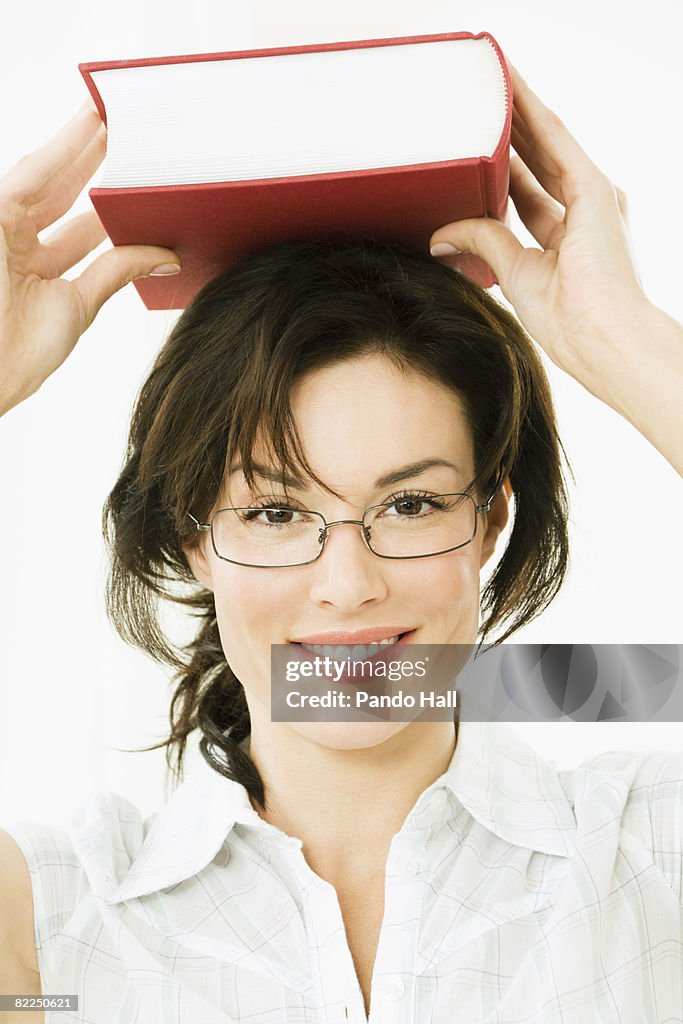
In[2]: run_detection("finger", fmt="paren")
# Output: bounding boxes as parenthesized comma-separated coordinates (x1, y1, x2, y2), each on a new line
(429, 218, 526, 297)
(72, 245, 182, 331)
(614, 185, 628, 222)
(30, 122, 107, 233)
(511, 122, 564, 208)
(508, 154, 564, 250)
(39, 209, 108, 276)
(508, 64, 607, 206)
(510, 103, 547, 171)
(0, 107, 103, 208)
(607, 186, 641, 286)
(77, 95, 100, 115)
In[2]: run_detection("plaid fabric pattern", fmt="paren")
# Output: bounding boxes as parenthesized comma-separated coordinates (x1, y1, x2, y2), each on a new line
(3, 721, 681, 1023)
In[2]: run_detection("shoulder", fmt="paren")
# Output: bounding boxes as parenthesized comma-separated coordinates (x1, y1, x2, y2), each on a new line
(625, 747, 683, 803)
(562, 748, 683, 900)
(622, 750, 683, 882)
(0, 828, 41, 988)
(0, 791, 151, 950)
(560, 746, 683, 812)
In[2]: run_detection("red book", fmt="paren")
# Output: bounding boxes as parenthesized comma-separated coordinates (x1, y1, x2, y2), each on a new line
(79, 31, 512, 310)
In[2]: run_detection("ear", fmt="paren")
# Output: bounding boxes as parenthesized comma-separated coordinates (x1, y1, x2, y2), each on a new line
(181, 537, 215, 592)
(479, 476, 512, 569)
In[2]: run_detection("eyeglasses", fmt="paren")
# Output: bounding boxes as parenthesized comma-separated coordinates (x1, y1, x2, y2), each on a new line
(186, 487, 497, 569)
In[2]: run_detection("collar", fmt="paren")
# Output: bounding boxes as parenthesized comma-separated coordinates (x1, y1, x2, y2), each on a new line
(442, 721, 576, 858)
(100, 721, 576, 904)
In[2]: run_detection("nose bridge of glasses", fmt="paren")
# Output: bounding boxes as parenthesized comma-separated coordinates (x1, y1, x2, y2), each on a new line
(319, 517, 372, 544)
(322, 517, 366, 530)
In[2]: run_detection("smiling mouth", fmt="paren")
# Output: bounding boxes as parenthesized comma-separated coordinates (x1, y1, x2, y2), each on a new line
(291, 631, 413, 660)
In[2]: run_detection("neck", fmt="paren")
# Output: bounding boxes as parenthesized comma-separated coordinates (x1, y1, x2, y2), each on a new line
(246, 714, 458, 882)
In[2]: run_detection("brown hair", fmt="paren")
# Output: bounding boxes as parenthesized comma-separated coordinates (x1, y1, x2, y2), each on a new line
(102, 238, 570, 809)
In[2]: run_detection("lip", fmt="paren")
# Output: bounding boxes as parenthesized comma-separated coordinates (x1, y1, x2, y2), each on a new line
(290, 626, 415, 645)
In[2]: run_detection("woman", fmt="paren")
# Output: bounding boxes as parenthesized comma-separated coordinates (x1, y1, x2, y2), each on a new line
(0, 66, 681, 1023)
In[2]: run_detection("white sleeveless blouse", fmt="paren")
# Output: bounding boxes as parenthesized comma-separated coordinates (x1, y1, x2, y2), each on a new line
(2, 721, 681, 1023)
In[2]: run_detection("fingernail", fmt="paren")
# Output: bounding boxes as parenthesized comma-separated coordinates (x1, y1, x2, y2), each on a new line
(430, 243, 460, 257)
(148, 263, 182, 276)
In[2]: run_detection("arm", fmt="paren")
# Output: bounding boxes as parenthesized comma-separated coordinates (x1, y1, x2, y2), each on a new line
(0, 830, 42, 1022)
(577, 302, 682, 475)
(429, 65, 683, 476)
(0, 99, 181, 419)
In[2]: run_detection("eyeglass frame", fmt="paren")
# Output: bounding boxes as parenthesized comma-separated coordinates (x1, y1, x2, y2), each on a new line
(185, 475, 503, 569)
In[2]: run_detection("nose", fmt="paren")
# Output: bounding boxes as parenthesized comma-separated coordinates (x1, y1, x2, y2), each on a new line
(308, 519, 388, 611)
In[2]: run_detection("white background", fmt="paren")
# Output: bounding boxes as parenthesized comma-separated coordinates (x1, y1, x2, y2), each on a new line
(1, 0, 681, 828)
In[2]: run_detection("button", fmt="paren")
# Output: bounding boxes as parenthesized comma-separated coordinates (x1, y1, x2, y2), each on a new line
(376, 975, 405, 1001)
(398, 856, 418, 877)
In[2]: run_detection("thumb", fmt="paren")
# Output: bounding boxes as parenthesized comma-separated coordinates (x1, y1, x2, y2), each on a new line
(429, 219, 524, 296)
(73, 245, 182, 329)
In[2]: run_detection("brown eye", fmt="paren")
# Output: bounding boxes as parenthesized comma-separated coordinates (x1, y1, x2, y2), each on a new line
(395, 499, 425, 516)
(242, 507, 297, 526)
(262, 509, 294, 525)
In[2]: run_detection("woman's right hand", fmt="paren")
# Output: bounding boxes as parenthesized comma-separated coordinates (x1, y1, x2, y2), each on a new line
(0, 101, 182, 416)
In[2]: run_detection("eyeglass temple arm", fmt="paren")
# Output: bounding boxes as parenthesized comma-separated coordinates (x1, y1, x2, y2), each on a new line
(477, 467, 507, 512)
(187, 511, 211, 531)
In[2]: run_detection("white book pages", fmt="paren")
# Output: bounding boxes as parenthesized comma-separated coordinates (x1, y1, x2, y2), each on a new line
(92, 38, 508, 188)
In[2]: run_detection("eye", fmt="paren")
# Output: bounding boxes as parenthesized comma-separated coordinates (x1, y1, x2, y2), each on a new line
(380, 490, 448, 517)
(243, 507, 297, 526)
(240, 498, 314, 528)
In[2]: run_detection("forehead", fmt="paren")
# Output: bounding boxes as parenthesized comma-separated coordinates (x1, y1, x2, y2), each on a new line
(231, 356, 475, 501)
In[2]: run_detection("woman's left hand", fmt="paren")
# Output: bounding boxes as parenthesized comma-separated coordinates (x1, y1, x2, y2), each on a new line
(429, 64, 683, 475)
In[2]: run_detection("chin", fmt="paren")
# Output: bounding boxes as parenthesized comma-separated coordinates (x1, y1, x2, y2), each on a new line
(290, 719, 411, 751)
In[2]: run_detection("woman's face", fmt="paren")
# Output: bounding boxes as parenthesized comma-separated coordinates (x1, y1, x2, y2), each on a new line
(184, 354, 508, 749)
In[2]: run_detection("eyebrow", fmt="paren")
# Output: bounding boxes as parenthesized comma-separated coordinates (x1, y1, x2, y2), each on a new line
(229, 458, 462, 491)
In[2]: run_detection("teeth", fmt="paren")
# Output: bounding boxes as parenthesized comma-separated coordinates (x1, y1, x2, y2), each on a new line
(297, 634, 403, 660)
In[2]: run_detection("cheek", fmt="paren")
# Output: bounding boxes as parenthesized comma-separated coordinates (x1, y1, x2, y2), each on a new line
(400, 548, 482, 645)
(402, 546, 482, 608)
(211, 570, 299, 677)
